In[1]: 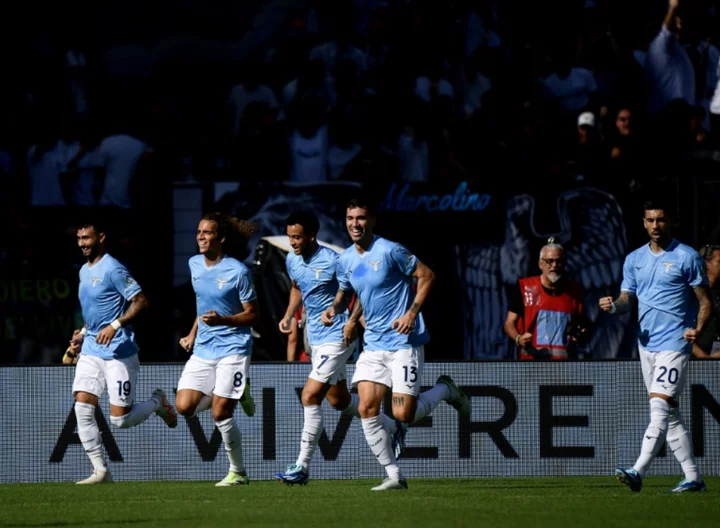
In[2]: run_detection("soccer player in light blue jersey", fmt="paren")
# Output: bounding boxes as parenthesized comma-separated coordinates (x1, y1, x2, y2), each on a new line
(275, 211, 407, 485)
(601, 199, 712, 493)
(175, 213, 260, 487)
(68, 221, 177, 485)
(322, 198, 471, 491)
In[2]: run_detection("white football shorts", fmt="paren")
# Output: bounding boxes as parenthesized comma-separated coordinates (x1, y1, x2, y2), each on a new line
(177, 353, 251, 400)
(352, 346, 424, 396)
(308, 341, 356, 385)
(72, 353, 140, 408)
(638, 344, 689, 399)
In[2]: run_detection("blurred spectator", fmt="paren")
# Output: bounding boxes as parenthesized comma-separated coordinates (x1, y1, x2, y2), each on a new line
(228, 63, 279, 136)
(504, 238, 591, 360)
(711, 55, 720, 139)
(327, 113, 361, 180)
(645, 0, 695, 113)
(540, 55, 598, 115)
(288, 94, 329, 182)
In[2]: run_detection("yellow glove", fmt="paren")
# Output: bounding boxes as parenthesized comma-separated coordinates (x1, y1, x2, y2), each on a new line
(62, 347, 79, 365)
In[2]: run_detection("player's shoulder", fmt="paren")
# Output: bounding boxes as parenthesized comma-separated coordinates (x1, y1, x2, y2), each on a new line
(189, 254, 204, 268)
(104, 254, 129, 274)
(374, 236, 396, 250)
(377, 236, 412, 255)
(626, 244, 647, 260)
(224, 256, 251, 276)
(285, 250, 299, 267)
(338, 245, 355, 265)
(672, 241, 701, 261)
(317, 245, 340, 262)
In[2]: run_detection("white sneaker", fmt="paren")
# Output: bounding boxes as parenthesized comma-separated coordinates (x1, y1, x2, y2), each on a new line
(152, 389, 178, 428)
(371, 477, 408, 491)
(76, 468, 113, 484)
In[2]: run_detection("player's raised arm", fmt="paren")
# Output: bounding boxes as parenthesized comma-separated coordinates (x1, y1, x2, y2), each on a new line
(599, 290, 636, 315)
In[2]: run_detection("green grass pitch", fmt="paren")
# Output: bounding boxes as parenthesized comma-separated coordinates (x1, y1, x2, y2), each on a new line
(1, 477, 718, 527)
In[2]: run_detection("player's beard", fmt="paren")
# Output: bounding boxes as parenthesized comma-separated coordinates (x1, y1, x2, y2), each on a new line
(547, 271, 562, 284)
(85, 242, 101, 262)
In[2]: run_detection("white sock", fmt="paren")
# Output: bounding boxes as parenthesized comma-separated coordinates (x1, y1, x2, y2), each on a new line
(296, 405, 323, 469)
(215, 418, 245, 474)
(341, 393, 360, 417)
(667, 407, 701, 482)
(110, 399, 159, 429)
(192, 394, 212, 417)
(361, 415, 402, 480)
(340, 394, 396, 434)
(75, 402, 106, 471)
(412, 383, 450, 422)
(633, 398, 670, 477)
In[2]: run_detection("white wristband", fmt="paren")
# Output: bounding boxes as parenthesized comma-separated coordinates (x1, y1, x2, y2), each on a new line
(610, 302, 617, 314)
(79, 327, 87, 336)
(110, 320, 122, 331)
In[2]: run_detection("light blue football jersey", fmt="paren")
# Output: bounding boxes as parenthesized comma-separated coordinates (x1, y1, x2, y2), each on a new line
(337, 236, 429, 352)
(190, 254, 257, 360)
(286, 246, 347, 346)
(621, 239, 708, 353)
(78, 254, 142, 359)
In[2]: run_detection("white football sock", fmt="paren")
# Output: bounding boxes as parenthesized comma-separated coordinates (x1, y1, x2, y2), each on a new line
(75, 402, 106, 471)
(341, 393, 360, 417)
(192, 394, 212, 417)
(633, 398, 670, 477)
(667, 407, 701, 482)
(341, 394, 396, 434)
(110, 399, 158, 429)
(296, 405, 323, 469)
(412, 383, 450, 422)
(215, 418, 245, 474)
(362, 415, 401, 480)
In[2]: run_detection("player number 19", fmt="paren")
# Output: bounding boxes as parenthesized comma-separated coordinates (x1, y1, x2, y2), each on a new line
(116, 380, 131, 396)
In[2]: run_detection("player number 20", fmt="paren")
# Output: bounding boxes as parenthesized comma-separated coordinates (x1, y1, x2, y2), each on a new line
(403, 365, 417, 383)
(656, 366, 679, 384)
(116, 380, 131, 396)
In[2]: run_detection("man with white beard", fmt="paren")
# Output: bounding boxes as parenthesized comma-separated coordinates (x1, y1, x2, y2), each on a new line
(504, 238, 590, 360)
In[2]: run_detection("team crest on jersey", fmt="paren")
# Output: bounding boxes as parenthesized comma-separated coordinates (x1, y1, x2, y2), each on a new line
(662, 262, 675, 273)
(369, 260, 381, 272)
(91, 277, 103, 288)
(216, 278, 229, 290)
(311, 268, 324, 280)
